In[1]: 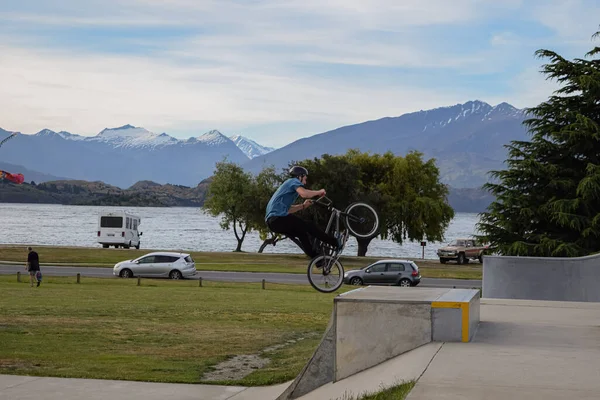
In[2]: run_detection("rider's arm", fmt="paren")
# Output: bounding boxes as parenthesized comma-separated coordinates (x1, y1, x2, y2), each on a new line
(296, 187, 324, 199)
(288, 203, 308, 214)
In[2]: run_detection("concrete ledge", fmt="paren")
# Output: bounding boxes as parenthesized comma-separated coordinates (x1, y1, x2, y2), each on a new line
(483, 253, 600, 302)
(278, 286, 480, 399)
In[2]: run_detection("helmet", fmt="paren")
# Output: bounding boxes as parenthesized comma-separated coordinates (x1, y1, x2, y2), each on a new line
(289, 166, 308, 178)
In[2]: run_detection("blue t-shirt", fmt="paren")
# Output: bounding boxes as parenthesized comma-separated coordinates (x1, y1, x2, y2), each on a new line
(265, 178, 304, 221)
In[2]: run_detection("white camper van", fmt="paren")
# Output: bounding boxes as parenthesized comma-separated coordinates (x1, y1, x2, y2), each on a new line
(97, 211, 142, 249)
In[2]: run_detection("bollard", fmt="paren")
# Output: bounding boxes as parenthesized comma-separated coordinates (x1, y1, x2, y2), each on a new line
(262, 279, 266, 290)
(17, 271, 21, 282)
(198, 277, 202, 287)
(137, 277, 141, 286)
(77, 273, 81, 284)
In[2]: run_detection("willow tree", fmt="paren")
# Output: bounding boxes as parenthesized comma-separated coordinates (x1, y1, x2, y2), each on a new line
(289, 150, 454, 256)
(477, 29, 600, 257)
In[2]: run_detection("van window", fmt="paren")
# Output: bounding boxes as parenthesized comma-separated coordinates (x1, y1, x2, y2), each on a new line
(101, 216, 123, 228)
(126, 217, 130, 229)
(133, 220, 138, 230)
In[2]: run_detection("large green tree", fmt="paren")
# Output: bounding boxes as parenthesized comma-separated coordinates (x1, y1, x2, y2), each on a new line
(477, 29, 600, 257)
(203, 161, 254, 252)
(288, 150, 454, 256)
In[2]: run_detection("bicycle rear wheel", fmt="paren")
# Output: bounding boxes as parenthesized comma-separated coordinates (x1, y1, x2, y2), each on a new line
(343, 202, 379, 239)
(307, 255, 344, 293)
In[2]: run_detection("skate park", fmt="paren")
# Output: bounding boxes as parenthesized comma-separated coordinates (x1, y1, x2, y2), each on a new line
(3, 252, 600, 400)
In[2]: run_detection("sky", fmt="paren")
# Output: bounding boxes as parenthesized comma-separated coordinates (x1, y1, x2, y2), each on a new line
(0, 1, 599, 148)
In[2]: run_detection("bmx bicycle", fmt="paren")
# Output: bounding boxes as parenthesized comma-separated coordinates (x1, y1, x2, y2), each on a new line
(306, 196, 379, 293)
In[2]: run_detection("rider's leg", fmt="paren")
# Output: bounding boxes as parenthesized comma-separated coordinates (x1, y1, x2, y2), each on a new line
(267, 216, 318, 258)
(300, 219, 340, 250)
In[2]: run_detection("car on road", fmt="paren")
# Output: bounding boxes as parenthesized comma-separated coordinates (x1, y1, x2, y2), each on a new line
(343, 259, 421, 287)
(113, 252, 197, 279)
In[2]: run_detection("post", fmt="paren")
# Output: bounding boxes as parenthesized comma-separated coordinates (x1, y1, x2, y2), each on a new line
(137, 277, 141, 286)
(420, 241, 427, 259)
(77, 273, 81, 284)
(198, 277, 202, 287)
(262, 279, 266, 290)
(17, 271, 21, 282)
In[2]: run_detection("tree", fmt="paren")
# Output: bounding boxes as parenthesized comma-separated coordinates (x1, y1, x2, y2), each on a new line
(203, 161, 254, 252)
(477, 29, 600, 257)
(288, 150, 454, 256)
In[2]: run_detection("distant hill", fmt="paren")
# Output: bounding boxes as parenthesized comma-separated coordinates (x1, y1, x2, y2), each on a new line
(0, 176, 491, 213)
(0, 162, 71, 183)
(0, 178, 211, 207)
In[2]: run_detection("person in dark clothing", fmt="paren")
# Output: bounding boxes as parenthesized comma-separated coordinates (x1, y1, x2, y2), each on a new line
(265, 166, 341, 259)
(26, 247, 41, 287)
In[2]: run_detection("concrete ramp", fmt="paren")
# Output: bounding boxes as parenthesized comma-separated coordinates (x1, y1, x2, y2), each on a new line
(277, 286, 480, 400)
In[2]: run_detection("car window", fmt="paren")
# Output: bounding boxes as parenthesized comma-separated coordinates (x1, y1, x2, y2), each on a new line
(184, 256, 194, 263)
(387, 263, 405, 272)
(138, 256, 155, 264)
(369, 264, 386, 273)
(154, 256, 179, 263)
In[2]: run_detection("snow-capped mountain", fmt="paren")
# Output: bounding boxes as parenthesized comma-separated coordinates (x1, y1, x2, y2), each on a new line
(0, 125, 250, 188)
(245, 100, 531, 188)
(0, 100, 531, 188)
(229, 135, 275, 159)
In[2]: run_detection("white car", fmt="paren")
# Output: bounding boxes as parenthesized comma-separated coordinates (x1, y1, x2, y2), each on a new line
(113, 252, 197, 279)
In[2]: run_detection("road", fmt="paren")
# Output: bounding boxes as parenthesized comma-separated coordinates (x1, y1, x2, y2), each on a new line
(0, 264, 481, 288)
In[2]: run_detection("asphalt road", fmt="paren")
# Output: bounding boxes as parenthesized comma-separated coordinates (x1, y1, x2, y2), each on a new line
(0, 264, 481, 288)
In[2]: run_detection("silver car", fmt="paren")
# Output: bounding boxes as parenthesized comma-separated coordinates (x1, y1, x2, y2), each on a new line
(113, 251, 197, 279)
(343, 259, 421, 287)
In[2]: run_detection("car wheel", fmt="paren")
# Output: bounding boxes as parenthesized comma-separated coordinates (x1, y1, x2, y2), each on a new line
(457, 253, 466, 265)
(440, 258, 447, 264)
(478, 254, 483, 263)
(349, 277, 363, 286)
(169, 270, 183, 280)
(120, 269, 133, 278)
(102, 244, 109, 248)
(398, 279, 411, 287)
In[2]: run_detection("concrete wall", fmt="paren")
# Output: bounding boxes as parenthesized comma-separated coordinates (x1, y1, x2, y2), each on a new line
(334, 301, 432, 381)
(483, 253, 600, 302)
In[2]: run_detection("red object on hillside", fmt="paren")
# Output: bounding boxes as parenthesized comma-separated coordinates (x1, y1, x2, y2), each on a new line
(0, 170, 24, 184)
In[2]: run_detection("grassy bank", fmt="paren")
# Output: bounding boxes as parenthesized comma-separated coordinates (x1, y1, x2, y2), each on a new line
(0, 275, 346, 385)
(0, 245, 483, 280)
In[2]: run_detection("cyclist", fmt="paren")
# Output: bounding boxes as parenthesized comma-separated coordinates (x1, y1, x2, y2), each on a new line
(265, 166, 341, 259)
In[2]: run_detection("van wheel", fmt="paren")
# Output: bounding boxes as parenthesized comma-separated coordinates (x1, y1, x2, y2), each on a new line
(102, 244, 109, 248)
(135, 243, 140, 250)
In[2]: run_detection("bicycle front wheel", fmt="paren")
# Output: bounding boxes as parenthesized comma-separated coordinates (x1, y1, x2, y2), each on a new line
(344, 202, 379, 239)
(307, 255, 344, 293)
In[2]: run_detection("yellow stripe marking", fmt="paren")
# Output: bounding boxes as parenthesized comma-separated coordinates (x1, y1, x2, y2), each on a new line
(431, 301, 470, 343)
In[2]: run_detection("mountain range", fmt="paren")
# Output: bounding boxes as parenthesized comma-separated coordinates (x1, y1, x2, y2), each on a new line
(0, 100, 531, 189)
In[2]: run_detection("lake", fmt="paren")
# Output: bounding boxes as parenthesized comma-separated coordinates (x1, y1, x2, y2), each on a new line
(0, 204, 481, 259)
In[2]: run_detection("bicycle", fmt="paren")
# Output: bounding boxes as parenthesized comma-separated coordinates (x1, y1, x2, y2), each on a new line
(306, 196, 379, 293)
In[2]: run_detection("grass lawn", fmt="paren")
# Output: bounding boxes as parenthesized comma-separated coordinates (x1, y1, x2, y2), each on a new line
(0, 275, 350, 385)
(0, 245, 483, 280)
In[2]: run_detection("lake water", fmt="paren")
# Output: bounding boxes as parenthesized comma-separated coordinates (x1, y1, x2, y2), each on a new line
(0, 203, 481, 259)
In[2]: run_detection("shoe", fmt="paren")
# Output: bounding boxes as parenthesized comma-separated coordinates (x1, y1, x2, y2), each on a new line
(37, 282, 40, 287)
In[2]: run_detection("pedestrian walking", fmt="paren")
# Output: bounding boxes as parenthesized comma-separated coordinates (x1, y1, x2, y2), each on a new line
(26, 247, 41, 287)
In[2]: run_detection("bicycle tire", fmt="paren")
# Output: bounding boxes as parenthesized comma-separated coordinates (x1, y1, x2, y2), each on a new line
(343, 202, 379, 239)
(307, 255, 345, 293)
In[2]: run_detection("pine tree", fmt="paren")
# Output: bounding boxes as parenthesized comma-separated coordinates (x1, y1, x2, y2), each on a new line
(478, 29, 600, 257)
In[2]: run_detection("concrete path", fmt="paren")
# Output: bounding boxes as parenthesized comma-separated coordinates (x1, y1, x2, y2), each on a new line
(407, 299, 600, 400)
(0, 375, 289, 400)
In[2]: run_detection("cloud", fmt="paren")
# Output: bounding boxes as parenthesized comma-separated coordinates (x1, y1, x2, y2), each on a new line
(0, 0, 598, 147)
